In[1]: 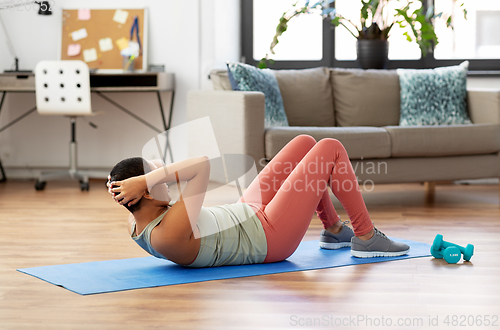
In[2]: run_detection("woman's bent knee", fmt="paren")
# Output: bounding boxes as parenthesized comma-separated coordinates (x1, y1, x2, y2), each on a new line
(293, 134, 317, 146)
(316, 138, 346, 152)
(280, 135, 317, 156)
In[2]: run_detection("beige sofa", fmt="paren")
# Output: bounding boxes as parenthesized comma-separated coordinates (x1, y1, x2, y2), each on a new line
(187, 67, 500, 196)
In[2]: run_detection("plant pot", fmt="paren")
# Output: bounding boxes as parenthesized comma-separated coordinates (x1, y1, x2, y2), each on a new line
(356, 39, 389, 69)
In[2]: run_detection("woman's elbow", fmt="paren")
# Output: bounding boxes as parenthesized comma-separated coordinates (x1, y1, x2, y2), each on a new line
(199, 156, 210, 169)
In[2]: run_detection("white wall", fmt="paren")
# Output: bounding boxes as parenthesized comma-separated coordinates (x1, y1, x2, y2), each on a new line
(0, 0, 240, 178)
(200, 0, 241, 90)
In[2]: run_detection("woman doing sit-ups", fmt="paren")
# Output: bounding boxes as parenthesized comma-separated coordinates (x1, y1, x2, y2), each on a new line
(108, 135, 409, 267)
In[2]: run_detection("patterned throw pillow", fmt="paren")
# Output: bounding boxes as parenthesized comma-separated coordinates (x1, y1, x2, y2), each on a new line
(227, 62, 289, 127)
(397, 61, 472, 126)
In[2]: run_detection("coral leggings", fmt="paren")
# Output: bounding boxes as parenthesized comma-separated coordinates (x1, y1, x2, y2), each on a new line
(239, 135, 374, 263)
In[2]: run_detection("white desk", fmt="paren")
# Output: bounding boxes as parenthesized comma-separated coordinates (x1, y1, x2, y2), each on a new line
(0, 71, 175, 181)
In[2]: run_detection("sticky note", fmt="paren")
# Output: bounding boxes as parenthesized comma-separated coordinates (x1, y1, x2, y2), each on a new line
(113, 9, 129, 24)
(71, 28, 88, 41)
(99, 37, 113, 52)
(83, 48, 98, 62)
(78, 9, 90, 20)
(115, 37, 129, 51)
(67, 44, 81, 56)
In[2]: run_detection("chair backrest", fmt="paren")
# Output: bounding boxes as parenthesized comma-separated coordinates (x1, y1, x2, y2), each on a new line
(35, 60, 92, 115)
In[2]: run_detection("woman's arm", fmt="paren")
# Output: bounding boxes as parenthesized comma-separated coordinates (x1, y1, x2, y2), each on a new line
(110, 156, 211, 239)
(144, 159, 171, 202)
(110, 156, 210, 205)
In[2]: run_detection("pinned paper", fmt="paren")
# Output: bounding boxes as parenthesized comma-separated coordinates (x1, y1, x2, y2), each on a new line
(83, 48, 98, 62)
(115, 37, 129, 51)
(67, 44, 81, 56)
(71, 28, 88, 41)
(99, 37, 113, 52)
(113, 9, 129, 24)
(77, 9, 91, 20)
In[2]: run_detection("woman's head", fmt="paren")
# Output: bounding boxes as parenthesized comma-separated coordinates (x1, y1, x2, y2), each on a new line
(109, 157, 151, 213)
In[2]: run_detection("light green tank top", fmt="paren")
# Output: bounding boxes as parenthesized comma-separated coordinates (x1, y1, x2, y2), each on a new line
(131, 202, 267, 268)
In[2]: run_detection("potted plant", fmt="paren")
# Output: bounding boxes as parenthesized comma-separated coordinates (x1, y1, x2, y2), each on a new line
(260, 0, 466, 69)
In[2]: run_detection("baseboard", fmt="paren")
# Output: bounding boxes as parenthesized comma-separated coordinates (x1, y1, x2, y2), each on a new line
(2, 166, 110, 180)
(455, 178, 499, 185)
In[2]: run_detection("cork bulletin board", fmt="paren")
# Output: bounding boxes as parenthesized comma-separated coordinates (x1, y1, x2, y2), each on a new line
(60, 9, 148, 72)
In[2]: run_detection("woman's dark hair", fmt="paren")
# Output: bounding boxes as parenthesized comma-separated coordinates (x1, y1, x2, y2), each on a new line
(109, 157, 151, 213)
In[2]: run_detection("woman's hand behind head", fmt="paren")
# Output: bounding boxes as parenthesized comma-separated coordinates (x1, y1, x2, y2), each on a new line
(110, 175, 147, 207)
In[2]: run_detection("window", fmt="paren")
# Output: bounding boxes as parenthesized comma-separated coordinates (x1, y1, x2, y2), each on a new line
(434, 0, 500, 59)
(241, 0, 500, 71)
(253, 0, 323, 61)
(241, 0, 332, 69)
(334, 0, 421, 60)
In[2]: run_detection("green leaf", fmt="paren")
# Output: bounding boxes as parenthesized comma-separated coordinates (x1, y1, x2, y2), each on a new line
(383, 23, 394, 39)
(433, 12, 442, 19)
(421, 31, 437, 41)
(420, 23, 431, 33)
(395, 9, 409, 21)
(331, 16, 340, 26)
(446, 16, 452, 28)
(403, 31, 413, 42)
(361, 6, 369, 21)
(415, 15, 426, 25)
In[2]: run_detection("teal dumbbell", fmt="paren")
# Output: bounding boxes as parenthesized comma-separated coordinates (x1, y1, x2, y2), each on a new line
(430, 245, 462, 264)
(431, 234, 474, 262)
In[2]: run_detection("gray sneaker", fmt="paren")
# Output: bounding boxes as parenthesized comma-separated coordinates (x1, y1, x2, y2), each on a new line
(319, 221, 354, 249)
(351, 227, 410, 258)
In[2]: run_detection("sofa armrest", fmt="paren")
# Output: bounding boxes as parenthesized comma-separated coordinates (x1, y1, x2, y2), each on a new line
(187, 91, 266, 172)
(467, 89, 500, 124)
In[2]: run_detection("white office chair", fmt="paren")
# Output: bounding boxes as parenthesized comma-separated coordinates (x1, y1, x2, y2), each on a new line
(34, 60, 96, 191)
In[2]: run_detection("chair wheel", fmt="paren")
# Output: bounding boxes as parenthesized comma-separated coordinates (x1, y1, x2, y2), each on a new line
(35, 180, 46, 191)
(80, 182, 89, 191)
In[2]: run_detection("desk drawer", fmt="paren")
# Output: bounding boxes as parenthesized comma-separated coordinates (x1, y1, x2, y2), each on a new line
(0, 73, 35, 92)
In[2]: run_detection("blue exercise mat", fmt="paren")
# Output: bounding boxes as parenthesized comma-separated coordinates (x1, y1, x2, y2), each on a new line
(18, 238, 431, 295)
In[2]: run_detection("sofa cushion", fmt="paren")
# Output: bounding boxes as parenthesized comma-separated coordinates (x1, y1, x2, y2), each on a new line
(385, 124, 500, 157)
(227, 62, 289, 127)
(397, 61, 472, 126)
(274, 67, 335, 127)
(265, 127, 391, 160)
(331, 68, 400, 127)
(210, 70, 232, 90)
(353, 154, 500, 184)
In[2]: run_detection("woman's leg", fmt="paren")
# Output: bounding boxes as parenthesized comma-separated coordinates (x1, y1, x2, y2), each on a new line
(239, 135, 341, 230)
(258, 138, 374, 263)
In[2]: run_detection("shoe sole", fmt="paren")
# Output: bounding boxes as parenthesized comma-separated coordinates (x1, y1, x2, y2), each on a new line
(351, 248, 410, 258)
(319, 241, 352, 250)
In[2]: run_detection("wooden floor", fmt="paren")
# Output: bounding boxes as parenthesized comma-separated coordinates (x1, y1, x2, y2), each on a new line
(0, 179, 499, 329)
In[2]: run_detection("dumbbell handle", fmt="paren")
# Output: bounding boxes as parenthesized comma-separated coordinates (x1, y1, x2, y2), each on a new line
(439, 238, 474, 261)
(441, 240, 466, 253)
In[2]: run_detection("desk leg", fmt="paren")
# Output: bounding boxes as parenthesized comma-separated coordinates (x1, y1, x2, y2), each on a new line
(156, 91, 174, 164)
(0, 92, 7, 182)
(0, 91, 6, 116)
(0, 106, 37, 134)
(0, 159, 5, 182)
